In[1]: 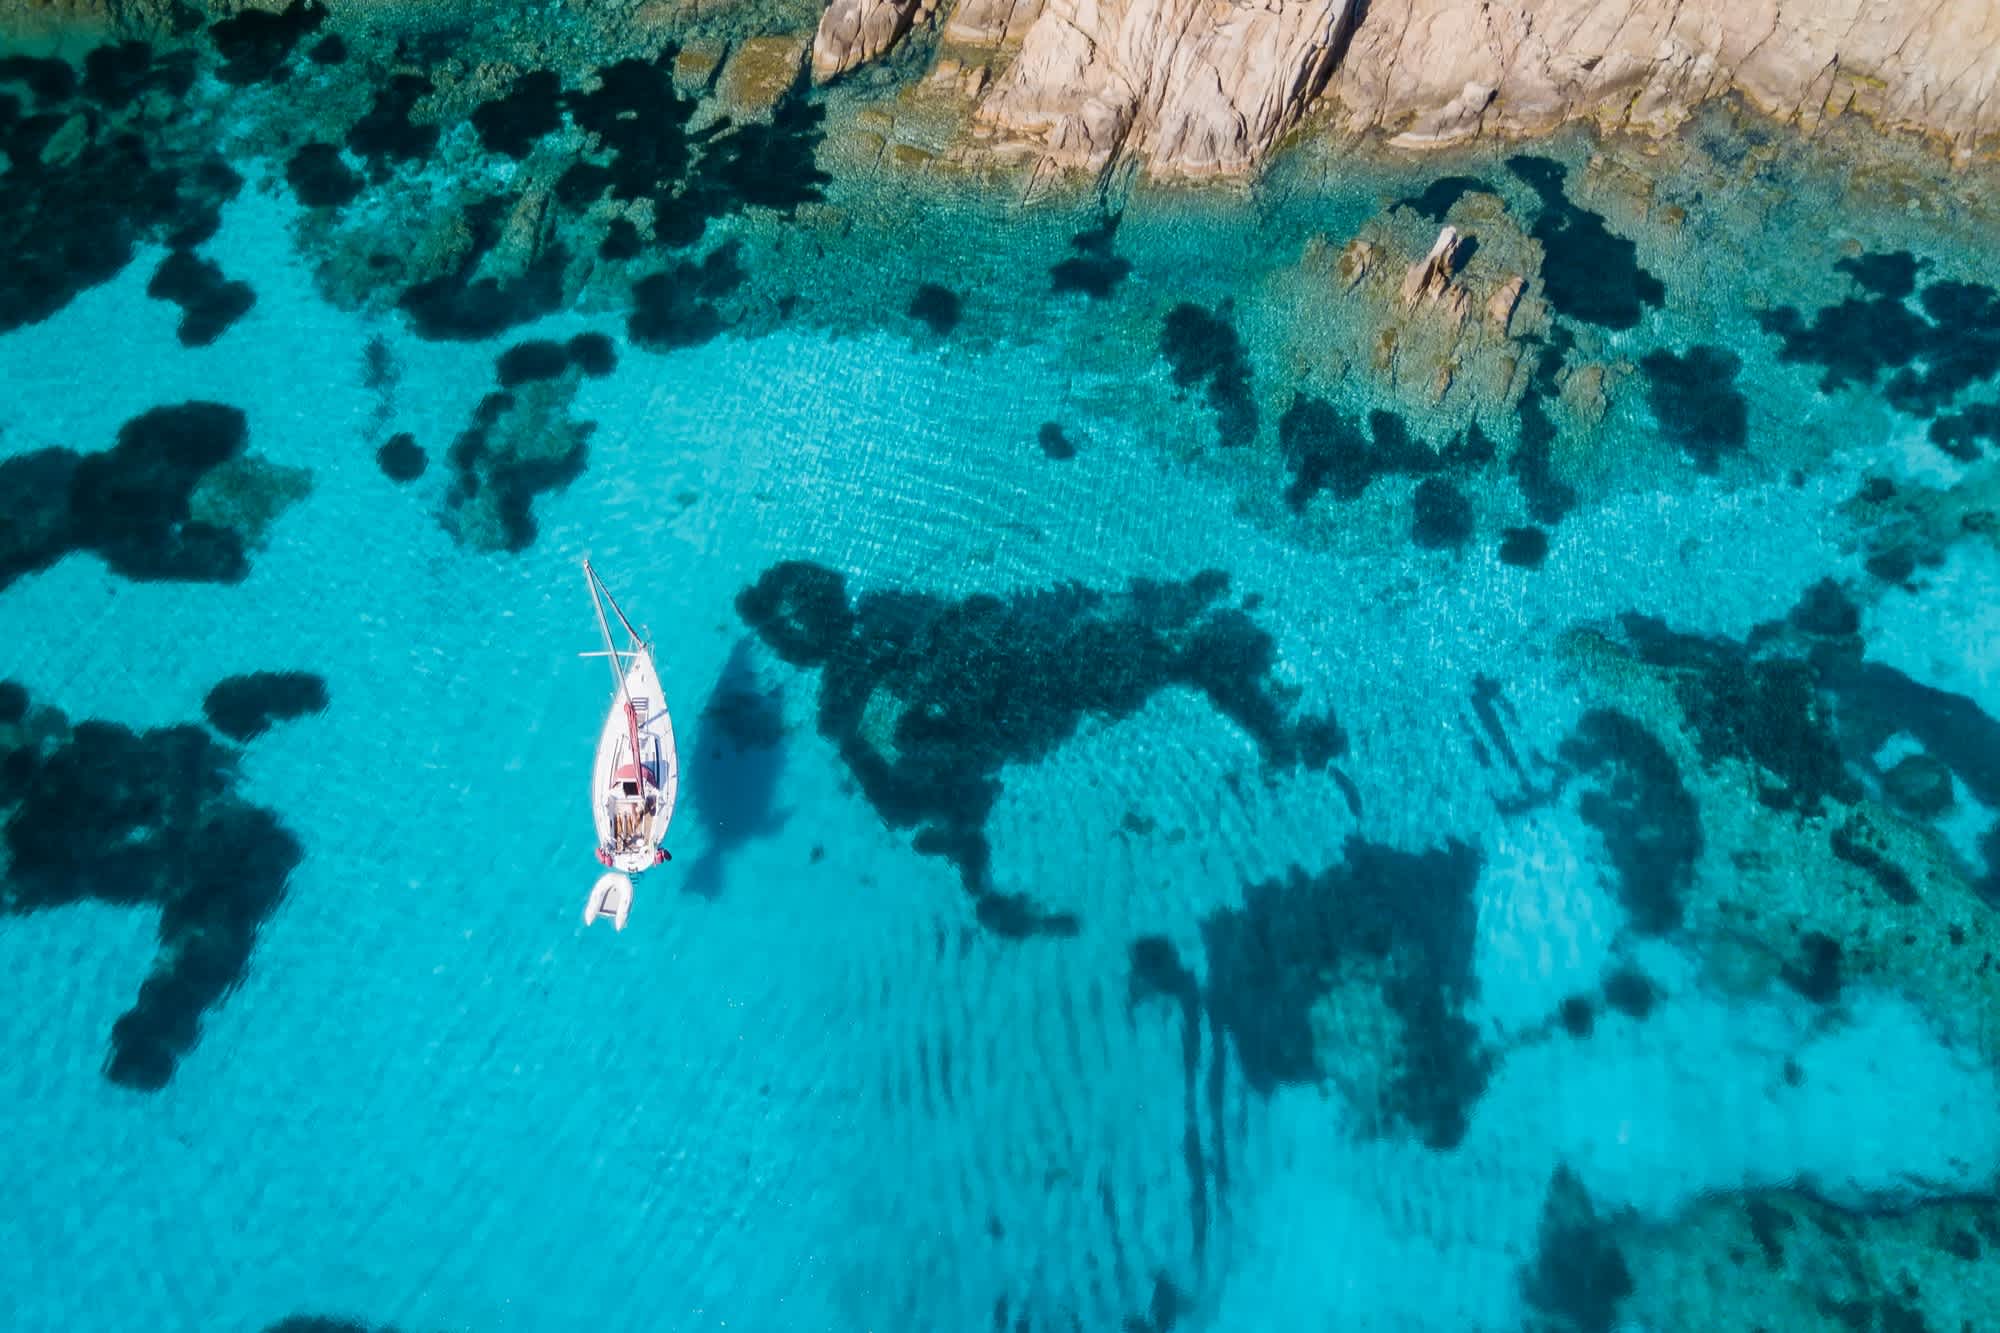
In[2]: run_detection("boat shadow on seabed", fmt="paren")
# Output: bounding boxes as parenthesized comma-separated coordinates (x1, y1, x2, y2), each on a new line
(680, 636, 790, 901)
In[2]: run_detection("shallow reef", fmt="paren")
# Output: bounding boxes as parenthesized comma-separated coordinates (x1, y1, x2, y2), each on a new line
(1616, 1185, 2000, 1332)
(1556, 709, 1701, 935)
(1560, 576, 2000, 1048)
(0, 40, 228, 335)
(438, 338, 615, 552)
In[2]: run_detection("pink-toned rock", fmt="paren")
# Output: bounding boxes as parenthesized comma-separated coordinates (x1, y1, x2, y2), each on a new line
(813, 0, 925, 83)
(943, 0, 1045, 45)
(974, 0, 1361, 177)
(1326, 0, 2000, 153)
(1401, 226, 1461, 306)
(794, 0, 2000, 177)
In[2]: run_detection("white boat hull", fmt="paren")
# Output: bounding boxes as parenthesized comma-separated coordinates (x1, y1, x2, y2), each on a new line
(584, 872, 633, 930)
(591, 647, 679, 875)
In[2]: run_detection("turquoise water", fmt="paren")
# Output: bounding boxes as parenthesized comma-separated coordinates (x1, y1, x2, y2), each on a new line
(3, 12, 2000, 1332)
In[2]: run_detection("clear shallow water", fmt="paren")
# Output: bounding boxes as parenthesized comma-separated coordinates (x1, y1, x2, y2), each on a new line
(3, 14, 2000, 1333)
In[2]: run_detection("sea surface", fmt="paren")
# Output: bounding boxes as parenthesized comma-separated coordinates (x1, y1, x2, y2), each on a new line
(3, 9, 1999, 1333)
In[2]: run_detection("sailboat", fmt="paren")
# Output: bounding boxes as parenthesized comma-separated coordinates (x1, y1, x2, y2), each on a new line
(580, 558, 678, 930)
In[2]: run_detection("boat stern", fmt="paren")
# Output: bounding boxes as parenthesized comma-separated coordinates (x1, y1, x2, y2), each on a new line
(603, 845, 668, 874)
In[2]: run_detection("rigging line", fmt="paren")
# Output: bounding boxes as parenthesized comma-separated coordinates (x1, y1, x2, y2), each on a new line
(584, 558, 634, 701)
(597, 573, 645, 648)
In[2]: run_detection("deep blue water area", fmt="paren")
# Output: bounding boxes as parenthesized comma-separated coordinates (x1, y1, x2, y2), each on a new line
(3, 8, 2000, 1332)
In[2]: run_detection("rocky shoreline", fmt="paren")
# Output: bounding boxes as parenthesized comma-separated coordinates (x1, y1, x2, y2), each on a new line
(7, 0, 2000, 183)
(815, 0, 2000, 178)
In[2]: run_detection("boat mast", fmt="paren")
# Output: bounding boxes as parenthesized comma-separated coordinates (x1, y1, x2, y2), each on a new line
(585, 559, 650, 801)
(595, 570, 646, 649)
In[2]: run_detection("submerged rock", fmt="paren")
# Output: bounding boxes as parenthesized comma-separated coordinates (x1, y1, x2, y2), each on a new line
(736, 560, 1343, 933)
(1314, 186, 1549, 423)
(1884, 753, 1955, 818)
(1561, 601, 2000, 1061)
(1617, 1188, 2000, 1333)
(723, 36, 809, 119)
(440, 347, 602, 552)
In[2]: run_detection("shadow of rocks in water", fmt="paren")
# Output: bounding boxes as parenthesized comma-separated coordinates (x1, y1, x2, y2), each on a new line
(1638, 344, 1748, 472)
(1037, 422, 1078, 459)
(0, 677, 307, 1090)
(1557, 709, 1701, 935)
(1050, 211, 1133, 298)
(471, 68, 563, 160)
(1410, 477, 1475, 549)
(907, 282, 961, 337)
(1127, 934, 1211, 1262)
(1507, 324, 1581, 526)
(1395, 174, 1496, 223)
(1755, 249, 2000, 419)
(683, 638, 790, 901)
(345, 71, 439, 181)
(376, 432, 425, 482)
(0, 401, 306, 591)
(1927, 399, 2000, 460)
(541, 48, 825, 251)
(1279, 394, 1495, 514)
(203, 671, 330, 742)
(628, 242, 746, 352)
(285, 141, 363, 209)
(1499, 525, 1550, 568)
(0, 43, 235, 334)
(147, 247, 256, 347)
(1506, 154, 1664, 330)
(736, 561, 1342, 936)
(208, 0, 326, 88)
(1599, 966, 1658, 1019)
(1161, 301, 1258, 448)
(1200, 836, 1490, 1149)
(1521, 1166, 1634, 1333)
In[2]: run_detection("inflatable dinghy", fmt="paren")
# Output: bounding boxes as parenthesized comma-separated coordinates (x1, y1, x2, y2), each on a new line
(583, 872, 633, 931)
